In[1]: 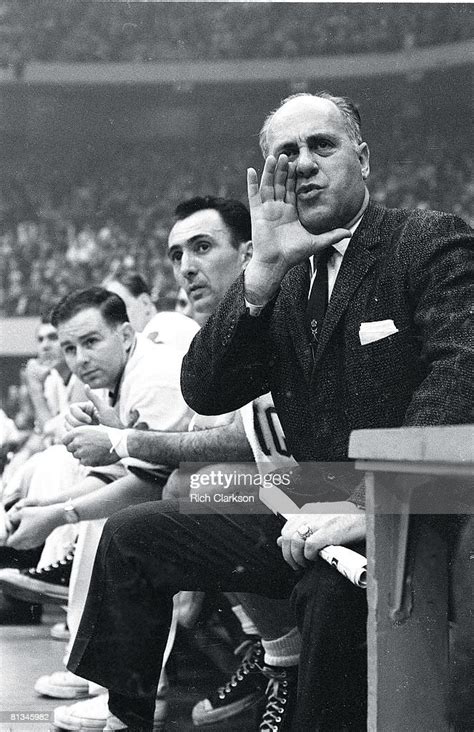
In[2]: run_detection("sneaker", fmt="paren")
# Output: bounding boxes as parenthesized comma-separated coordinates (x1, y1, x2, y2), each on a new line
(0, 548, 74, 604)
(54, 692, 168, 731)
(0, 590, 42, 625)
(192, 638, 267, 727)
(35, 670, 104, 700)
(103, 713, 126, 731)
(258, 665, 298, 732)
(51, 620, 70, 641)
(103, 702, 167, 732)
(54, 693, 110, 730)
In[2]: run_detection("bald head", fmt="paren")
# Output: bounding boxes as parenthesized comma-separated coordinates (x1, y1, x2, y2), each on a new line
(260, 92, 362, 157)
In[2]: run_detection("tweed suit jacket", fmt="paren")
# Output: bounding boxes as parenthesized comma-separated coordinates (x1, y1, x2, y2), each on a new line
(181, 201, 473, 504)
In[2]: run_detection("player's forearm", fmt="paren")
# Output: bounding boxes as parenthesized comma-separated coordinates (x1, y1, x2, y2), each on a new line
(40, 475, 106, 506)
(70, 474, 157, 521)
(127, 416, 253, 466)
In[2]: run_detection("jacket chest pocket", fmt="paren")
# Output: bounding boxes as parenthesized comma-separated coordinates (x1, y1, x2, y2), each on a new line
(355, 327, 423, 384)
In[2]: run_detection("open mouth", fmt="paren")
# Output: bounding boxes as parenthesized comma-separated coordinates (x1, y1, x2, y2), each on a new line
(297, 184, 323, 199)
(188, 286, 206, 300)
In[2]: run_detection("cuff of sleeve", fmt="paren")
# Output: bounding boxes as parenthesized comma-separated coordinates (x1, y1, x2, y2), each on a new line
(105, 427, 130, 459)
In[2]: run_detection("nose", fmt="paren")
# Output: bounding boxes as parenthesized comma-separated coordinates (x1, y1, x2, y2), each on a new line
(179, 251, 199, 281)
(75, 345, 89, 368)
(296, 146, 318, 177)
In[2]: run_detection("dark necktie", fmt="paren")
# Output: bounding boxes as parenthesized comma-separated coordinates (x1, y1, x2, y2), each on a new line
(305, 246, 333, 347)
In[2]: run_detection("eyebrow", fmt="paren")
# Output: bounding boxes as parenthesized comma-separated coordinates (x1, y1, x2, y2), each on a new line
(168, 234, 214, 258)
(274, 132, 338, 154)
(60, 330, 101, 348)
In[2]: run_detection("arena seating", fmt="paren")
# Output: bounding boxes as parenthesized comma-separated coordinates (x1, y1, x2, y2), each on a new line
(0, 2, 471, 68)
(0, 128, 472, 318)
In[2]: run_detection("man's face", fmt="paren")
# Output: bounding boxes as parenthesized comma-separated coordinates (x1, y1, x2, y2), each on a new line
(168, 209, 250, 318)
(57, 308, 132, 390)
(266, 96, 369, 234)
(36, 323, 62, 367)
(105, 281, 150, 333)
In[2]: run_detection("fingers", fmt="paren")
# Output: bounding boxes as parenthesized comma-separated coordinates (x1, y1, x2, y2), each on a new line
(311, 228, 352, 254)
(63, 431, 74, 447)
(259, 155, 277, 201)
(247, 168, 260, 210)
(276, 535, 301, 571)
(285, 161, 297, 207)
(7, 527, 27, 550)
(65, 403, 93, 428)
(63, 434, 82, 461)
(273, 155, 289, 201)
(303, 533, 323, 562)
(259, 155, 293, 203)
(12, 498, 37, 510)
(84, 385, 108, 415)
(278, 518, 311, 569)
(7, 507, 22, 532)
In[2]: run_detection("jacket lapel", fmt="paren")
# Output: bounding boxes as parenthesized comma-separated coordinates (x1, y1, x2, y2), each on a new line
(312, 201, 384, 366)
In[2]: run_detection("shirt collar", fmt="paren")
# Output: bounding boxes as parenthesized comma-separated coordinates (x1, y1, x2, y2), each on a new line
(332, 190, 369, 258)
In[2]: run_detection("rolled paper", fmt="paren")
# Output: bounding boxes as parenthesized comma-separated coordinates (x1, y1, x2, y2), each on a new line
(318, 545, 367, 588)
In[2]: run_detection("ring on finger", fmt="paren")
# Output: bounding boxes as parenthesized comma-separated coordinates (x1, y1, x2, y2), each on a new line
(297, 524, 313, 541)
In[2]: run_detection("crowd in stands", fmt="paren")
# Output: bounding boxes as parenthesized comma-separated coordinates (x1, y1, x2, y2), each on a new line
(0, 2, 471, 69)
(0, 129, 472, 319)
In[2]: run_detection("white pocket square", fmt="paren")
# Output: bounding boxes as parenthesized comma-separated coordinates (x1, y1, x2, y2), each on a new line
(359, 319, 399, 345)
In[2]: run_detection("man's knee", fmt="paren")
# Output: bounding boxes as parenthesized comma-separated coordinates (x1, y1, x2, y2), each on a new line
(99, 500, 175, 556)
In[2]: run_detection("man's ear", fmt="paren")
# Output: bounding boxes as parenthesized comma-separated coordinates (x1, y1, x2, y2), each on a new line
(120, 322, 135, 351)
(358, 143, 370, 180)
(240, 240, 253, 266)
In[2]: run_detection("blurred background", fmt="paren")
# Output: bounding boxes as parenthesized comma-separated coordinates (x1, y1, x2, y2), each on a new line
(0, 1, 472, 408)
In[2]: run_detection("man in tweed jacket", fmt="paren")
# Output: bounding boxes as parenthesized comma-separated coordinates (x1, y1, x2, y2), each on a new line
(182, 92, 473, 554)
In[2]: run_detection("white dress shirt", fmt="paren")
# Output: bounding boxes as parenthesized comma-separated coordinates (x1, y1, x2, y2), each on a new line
(308, 214, 363, 302)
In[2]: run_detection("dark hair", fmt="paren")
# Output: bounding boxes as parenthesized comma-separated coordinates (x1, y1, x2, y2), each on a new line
(39, 312, 53, 326)
(51, 287, 129, 329)
(106, 270, 151, 297)
(174, 196, 251, 249)
(259, 91, 363, 156)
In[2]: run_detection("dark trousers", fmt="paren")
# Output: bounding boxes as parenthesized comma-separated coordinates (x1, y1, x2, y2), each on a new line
(68, 500, 367, 731)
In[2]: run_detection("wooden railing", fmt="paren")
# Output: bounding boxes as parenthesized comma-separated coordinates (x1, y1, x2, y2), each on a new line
(349, 425, 474, 731)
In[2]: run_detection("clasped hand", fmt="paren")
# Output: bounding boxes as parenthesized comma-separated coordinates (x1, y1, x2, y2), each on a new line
(62, 385, 123, 466)
(277, 501, 366, 571)
(5, 500, 59, 551)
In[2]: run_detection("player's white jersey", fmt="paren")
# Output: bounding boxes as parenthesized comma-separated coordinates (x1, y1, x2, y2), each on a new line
(239, 394, 297, 470)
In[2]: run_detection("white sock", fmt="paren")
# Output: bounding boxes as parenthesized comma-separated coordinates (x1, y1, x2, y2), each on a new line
(232, 603, 259, 636)
(262, 627, 301, 667)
